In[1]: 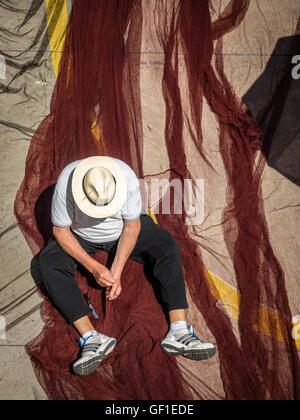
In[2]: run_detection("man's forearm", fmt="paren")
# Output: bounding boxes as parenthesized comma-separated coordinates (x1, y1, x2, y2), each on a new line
(53, 226, 97, 273)
(110, 219, 141, 279)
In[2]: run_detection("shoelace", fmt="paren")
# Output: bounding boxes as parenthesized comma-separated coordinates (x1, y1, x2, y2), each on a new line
(77, 334, 100, 354)
(176, 326, 204, 346)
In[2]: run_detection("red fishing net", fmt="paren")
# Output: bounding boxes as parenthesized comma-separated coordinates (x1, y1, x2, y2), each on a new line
(14, 0, 300, 400)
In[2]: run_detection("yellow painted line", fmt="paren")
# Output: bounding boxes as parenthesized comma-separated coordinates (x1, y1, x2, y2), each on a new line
(91, 120, 108, 153)
(204, 268, 240, 320)
(45, 0, 69, 77)
(147, 208, 158, 225)
(45, 1, 103, 146)
(203, 267, 300, 349)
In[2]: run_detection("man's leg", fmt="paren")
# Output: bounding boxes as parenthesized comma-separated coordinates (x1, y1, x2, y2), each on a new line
(129, 214, 216, 361)
(39, 237, 91, 324)
(39, 235, 117, 375)
(73, 316, 96, 337)
(169, 309, 186, 323)
(129, 214, 189, 315)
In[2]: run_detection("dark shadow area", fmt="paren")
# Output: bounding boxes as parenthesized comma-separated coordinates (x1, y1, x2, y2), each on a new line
(243, 34, 300, 186)
(35, 184, 56, 247)
(30, 185, 56, 291)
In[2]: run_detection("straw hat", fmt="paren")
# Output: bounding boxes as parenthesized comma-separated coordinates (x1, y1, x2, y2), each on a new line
(72, 156, 127, 218)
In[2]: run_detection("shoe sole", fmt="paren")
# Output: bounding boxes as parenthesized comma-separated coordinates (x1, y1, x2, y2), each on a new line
(161, 343, 216, 361)
(72, 339, 117, 376)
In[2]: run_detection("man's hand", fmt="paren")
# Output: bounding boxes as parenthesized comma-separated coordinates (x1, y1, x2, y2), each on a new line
(53, 226, 117, 289)
(106, 278, 122, 301)
(105, 218, 140, 301)
(90, 261, 116, 288)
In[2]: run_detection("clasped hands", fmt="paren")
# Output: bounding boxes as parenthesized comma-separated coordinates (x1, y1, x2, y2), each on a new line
(91, 261, 122, 301)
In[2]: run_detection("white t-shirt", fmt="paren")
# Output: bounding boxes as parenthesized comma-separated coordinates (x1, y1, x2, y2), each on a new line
(51, 158, 142, 243)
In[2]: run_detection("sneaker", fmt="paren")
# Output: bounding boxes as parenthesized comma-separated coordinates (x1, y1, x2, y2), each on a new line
(160, 325, 216, 361)
(72, 333, 117, 376)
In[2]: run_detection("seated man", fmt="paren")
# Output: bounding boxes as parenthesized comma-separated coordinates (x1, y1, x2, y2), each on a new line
(39, 156, 216, 376)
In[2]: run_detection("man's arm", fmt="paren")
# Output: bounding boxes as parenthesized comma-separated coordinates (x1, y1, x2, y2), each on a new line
(107, 217, 141, 300)
(53, 226, 116, 287)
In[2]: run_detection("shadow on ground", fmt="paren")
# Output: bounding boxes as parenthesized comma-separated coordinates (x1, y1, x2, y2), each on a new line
(243, 35, 300, 186)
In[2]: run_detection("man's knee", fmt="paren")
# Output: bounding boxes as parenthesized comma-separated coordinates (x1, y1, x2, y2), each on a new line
(39, 245, 53, 271)
(159, 230, 181, 257)
(39, 239, 75, 275)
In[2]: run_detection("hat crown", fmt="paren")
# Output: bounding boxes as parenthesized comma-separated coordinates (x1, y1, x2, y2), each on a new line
(83, 166, 116, 206)
(72, 156, 127, 218)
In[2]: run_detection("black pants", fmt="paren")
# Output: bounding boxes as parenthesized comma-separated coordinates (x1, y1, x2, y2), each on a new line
(39, 214, 188, 324)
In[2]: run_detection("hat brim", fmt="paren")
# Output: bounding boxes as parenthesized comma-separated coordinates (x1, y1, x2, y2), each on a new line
(72, 156, 127, 218)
